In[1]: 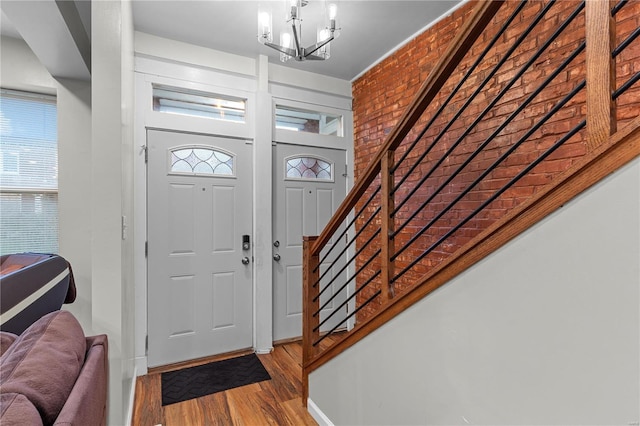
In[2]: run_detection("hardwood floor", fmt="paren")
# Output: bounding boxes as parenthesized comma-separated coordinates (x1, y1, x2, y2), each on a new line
(132, 339, 331, 425)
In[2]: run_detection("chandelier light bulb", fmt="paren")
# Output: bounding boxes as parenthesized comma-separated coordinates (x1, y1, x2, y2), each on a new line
(288, 0, 299, 20)
(280, 32, 292, 62)
(257, 10, 272, 43)
(282, 32, 291, 47)
(328, 3, 338, 20)
(318, 28, 330, 42)
(317, 28, 331, 59)
(259, 12, 270, 27)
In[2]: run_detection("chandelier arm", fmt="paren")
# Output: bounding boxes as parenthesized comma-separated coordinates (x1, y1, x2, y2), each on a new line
(264, 42, 297, 57)
(291, 21, 303, 58)
(303, 34, 335, 57)
(304, 54, 327, 60)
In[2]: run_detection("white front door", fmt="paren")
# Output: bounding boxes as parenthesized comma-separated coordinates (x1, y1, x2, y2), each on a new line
(147, 129, 253, 367)
(272, 143, 348, 341)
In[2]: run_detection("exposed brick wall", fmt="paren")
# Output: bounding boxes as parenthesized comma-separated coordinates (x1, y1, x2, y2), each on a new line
(348, 0, 640, 322)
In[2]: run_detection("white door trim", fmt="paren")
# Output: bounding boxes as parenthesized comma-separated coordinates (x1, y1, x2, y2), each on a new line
(133, 72, 259, 373)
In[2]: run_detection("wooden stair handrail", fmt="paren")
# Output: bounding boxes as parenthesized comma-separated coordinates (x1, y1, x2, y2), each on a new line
(310, 0, 505, 255)
(303, 0, 640, 382)
(304, 116, 640, 374)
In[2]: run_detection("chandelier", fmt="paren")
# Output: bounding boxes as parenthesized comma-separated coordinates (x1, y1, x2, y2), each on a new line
(258, 0, 339, 62)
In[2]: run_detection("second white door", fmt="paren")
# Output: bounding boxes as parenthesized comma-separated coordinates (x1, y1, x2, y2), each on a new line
(272, 143, 348, 341)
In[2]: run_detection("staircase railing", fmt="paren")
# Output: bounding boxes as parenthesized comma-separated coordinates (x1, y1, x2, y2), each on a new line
(302, 0, 640, 403)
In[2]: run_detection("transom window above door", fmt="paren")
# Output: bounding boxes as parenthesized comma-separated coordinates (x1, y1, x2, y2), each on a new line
(275, 105, 342, 136)
(285, 156, 333, 181)
(153, 85, 246, 123)
(169, 146, 235, 177)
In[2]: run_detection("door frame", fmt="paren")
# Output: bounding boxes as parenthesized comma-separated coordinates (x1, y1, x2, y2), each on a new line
(132, 63, 354, 374)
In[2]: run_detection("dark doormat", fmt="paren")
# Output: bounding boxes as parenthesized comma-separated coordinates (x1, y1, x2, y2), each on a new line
(161, 353, 271, 406)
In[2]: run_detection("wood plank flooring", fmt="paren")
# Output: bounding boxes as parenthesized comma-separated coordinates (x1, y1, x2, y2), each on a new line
(132, 339, 335, 425)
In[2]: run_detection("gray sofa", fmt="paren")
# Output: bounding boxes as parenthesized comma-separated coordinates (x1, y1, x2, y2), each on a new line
(0, 311, 108, 426)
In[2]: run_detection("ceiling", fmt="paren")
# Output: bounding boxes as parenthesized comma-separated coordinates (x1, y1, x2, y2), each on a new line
(133, 1, 462, 81)
(1, 1, 91, 41)
(0, 10, 21, 39)
(2, 0, 463, 82)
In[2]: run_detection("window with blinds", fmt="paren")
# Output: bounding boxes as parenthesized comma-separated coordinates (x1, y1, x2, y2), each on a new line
(0, 89, 58, 256)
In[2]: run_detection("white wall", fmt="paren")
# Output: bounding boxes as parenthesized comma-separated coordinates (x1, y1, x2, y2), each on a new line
(92, 0, 136, 423)
(310, 157, 640, 425)
(0, 36, 56, 94)
(56, 77, 93, 331)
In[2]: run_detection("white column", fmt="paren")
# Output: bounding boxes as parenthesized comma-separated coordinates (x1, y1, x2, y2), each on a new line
(254, 55, 274, 353)
(91, 0, 136, 423)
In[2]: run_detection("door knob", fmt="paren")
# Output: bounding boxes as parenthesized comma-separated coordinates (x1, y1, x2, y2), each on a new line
(273, 253, 281, 262)
(241, 257, 250, 265)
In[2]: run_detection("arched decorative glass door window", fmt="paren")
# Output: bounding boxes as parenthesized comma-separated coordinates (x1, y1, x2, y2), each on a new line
(285, 156, 333, 181)
(169, 146, 235, 176)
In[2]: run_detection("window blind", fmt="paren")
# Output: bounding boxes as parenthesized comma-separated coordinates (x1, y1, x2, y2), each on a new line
(0, 89, 58, 255)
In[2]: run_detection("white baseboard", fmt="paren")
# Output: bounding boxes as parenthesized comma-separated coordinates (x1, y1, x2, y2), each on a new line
(135, 356, 148, 376)
(255, 347, 273, 354)
(126, 366, 137, 426)
(307, 398, 334, 426)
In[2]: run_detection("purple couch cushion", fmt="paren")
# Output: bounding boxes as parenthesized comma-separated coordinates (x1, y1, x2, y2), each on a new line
(0, 311, 86, 424)
(0, 393, 43, 425)
(0, 332, 18, 357)
(54, 335, 108, 426)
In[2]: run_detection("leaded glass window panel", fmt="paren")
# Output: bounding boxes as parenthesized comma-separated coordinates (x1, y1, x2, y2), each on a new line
(170, 146, 234, 176)
(285, 156, 332, 181)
